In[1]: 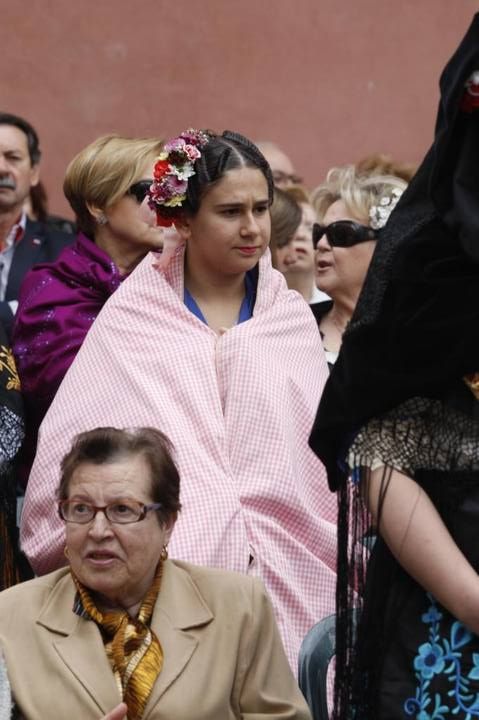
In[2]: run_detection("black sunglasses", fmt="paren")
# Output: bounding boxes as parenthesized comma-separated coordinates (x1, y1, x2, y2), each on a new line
(127, 180, 153, 203)
(312, 221, 377, 249)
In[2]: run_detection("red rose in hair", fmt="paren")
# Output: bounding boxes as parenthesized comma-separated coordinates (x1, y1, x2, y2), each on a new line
(461, 90, 479, 112)
(156, 211, 173, 228)
(154, 160, 170, 179)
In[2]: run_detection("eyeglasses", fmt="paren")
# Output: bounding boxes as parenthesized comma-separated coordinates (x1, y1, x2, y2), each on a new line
(312, 221, 377, 249)
(272, 171, 303, 186)
(58, 499, 163, 525)
(127, 180, 153, 204)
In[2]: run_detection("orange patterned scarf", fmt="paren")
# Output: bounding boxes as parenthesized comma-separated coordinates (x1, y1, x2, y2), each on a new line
(72, 562, 164, 719)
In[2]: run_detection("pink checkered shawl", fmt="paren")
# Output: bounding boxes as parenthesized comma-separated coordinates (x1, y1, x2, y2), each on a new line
(21, 248, 337, 668)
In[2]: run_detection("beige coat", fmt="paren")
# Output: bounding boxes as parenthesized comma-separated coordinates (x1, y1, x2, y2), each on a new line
(0, 560, 312, 719)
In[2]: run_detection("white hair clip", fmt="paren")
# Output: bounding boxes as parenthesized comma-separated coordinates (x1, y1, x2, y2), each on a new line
(464, 70, 479, 96)
(369, 187, 403, 230)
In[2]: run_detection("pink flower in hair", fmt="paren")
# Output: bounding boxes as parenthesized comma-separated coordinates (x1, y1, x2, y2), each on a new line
(182, 129, 209, 145)
(147, 128, 210, 226)
(149, 184, 170, 202)
(184, 144, 202, 161)
(163, 175, 188, 194)
(164, 138, 186, 153)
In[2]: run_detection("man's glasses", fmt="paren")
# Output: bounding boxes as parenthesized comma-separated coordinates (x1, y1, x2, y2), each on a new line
(127, 180, 153, 204)
(58, 499, 163, 525)
(312, 221, 377, 249)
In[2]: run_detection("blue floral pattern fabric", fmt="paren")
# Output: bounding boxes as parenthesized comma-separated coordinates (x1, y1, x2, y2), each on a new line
(404, 594, 479, 719)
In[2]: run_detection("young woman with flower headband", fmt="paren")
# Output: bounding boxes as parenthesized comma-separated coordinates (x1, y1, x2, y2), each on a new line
(21, 128, 337, 673)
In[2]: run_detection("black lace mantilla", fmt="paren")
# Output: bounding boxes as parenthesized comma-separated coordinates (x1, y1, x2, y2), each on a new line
(349, 393, 479, 478)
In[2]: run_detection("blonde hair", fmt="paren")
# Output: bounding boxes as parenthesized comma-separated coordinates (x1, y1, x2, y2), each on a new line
(311, 164, 407, 224)
(63, 134, 164, 237)
(356, 153, 417, 183)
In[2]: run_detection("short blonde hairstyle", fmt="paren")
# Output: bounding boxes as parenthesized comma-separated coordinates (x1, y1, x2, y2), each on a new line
(311, 164, 407, 224)
(64, 134, 163, 237)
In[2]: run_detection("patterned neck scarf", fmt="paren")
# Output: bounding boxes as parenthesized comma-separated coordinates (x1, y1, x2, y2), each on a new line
(72, 561, 164, 719)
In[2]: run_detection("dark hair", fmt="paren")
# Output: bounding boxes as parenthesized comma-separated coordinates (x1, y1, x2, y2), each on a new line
(184, 130, 274, 215)
(28, 180, 48, 222)
(58, 427, 181, 524)
(0, 112, 41, 165)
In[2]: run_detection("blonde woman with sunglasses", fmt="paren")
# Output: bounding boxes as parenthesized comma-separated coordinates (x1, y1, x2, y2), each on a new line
(12, 135, 164, 485)
(311, 166, 406, 364)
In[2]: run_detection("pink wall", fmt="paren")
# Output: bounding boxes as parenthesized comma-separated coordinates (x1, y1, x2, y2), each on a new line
(1, 1, 477, 218)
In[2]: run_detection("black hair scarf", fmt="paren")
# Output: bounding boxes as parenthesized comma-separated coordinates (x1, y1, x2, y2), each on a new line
(310, 14, 479, 719)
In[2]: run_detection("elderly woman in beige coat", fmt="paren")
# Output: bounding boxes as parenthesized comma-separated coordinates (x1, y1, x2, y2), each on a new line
(0, 427, 311, 720)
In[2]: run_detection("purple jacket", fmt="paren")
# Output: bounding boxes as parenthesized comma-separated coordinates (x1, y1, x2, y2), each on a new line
(12, 233, 124, 482)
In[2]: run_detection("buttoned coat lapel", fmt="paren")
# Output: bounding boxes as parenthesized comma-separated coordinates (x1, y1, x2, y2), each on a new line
(143, 560, 213, 717)
(36, 571, 122, 715)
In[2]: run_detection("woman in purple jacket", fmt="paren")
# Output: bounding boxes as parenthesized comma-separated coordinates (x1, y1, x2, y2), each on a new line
(12, 134, 164, 483)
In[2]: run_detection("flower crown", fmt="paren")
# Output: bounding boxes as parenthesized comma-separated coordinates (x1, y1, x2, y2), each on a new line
(369, 186, 404, 230)
(147, 128, 210, 227)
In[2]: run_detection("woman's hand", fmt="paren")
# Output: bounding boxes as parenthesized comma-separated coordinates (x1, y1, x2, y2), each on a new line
(101, 702, 128, 720)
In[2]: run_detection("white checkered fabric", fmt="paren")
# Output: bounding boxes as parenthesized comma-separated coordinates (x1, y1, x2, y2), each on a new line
(21, 248, 337, 670)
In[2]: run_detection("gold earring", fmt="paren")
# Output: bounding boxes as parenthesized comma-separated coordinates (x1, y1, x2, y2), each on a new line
(160, 545, 168, 561)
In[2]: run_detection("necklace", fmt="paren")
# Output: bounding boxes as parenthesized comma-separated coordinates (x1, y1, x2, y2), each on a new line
(330, 311, 348, 336)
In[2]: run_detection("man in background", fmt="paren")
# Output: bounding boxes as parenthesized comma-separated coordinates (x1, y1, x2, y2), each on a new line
(256, 141, 302, 188)
(0, 112, 71, 337)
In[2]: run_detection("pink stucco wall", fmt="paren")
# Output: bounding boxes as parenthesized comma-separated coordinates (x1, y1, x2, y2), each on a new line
(2, 1, 477, 218)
